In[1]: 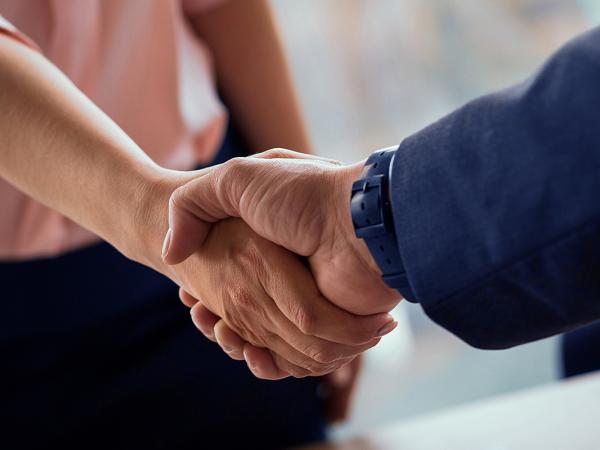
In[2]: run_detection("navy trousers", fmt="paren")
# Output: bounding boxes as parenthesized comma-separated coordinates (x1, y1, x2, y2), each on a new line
(562, 323, 600, 378)
(0, 123, 325, 450)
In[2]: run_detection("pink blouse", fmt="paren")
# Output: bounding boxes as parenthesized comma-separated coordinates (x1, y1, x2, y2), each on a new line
(0, 0, 227, 260)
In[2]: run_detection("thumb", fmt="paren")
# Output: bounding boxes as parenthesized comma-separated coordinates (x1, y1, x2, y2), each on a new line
(162, 168, 240, 265)
(251, 148, 342, 165)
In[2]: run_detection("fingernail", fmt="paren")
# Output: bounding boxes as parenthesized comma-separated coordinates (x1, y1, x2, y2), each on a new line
(161, 228, 172, 260)
(222, 345, 233, 353)
(377, 320, 398, 337)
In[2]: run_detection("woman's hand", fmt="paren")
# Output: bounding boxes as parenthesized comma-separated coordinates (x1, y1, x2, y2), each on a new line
(172, 218, 394, 378)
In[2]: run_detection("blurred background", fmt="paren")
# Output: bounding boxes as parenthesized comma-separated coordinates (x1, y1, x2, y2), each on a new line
(271, 0, 598, 439)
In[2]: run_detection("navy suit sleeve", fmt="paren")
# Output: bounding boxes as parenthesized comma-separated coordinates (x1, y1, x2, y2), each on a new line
(390, 27, 600, 349)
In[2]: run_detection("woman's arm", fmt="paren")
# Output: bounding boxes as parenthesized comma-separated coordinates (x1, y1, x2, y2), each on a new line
(0, 33, 390, 375)
(187, 0, 312, 154)
(0, 33, 183, 269)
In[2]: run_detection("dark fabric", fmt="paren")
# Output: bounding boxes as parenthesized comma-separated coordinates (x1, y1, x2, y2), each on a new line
(0, 121, 325, 450)
(390, 27, 600, 349)
(562, 322, 600, 378)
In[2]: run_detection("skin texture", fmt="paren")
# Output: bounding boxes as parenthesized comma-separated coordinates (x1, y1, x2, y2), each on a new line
(164, 149, 402, 379)
(177, 219, 385, 377)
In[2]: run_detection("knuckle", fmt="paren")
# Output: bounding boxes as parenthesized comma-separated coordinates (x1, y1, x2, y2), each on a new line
(168, 185, 186, 211)
(311, 363, 333, 376)
(296, 358, 321, 374)
(293, 350, 331, 373)
(262, 148, 287, 158)
(294, 306, 316, 335)
(218, 157, 254, 208)
(306, 344, 337, 364)
(223, 157, 249, 178)
(313, 351, 336, 365)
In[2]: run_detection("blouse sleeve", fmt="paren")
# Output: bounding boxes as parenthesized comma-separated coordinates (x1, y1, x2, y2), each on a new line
(0, 14, 39, 51)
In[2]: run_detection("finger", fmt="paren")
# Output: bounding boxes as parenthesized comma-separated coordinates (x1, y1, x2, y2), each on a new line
(220, 246, 384, 364)
(260, 330, 357, 375)
(242, 345, 315, 380)
(189, 302, 220, 342)
(211, 296, 362, 373)
(214, 320, 246, 361)
(251, 148, 342, 165)
(299, 295, 397, 346)
(179, 287, 199, 308)
(249, 273, 383, 364)
(243, 344, 290, 381)
(262, 247, 398, 345)
(268, 307, 382, 365)
(269, 351, 312, 379)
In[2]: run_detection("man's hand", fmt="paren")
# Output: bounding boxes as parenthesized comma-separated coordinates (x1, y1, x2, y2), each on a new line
(172, 218, 394, 378)
(163, 149, 401, 316)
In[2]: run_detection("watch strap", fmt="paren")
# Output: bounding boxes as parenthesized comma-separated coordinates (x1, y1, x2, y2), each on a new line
(350, 147, 416, 302)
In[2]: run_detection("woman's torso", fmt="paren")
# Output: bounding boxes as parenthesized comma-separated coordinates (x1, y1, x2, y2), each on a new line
(0, 0, 226, 259)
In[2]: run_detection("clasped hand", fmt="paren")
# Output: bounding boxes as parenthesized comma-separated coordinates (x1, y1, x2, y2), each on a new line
(162, 150, 401, 380)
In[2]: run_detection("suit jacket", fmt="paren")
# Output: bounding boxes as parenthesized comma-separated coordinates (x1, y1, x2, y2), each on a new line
(390, 27, 600, 349)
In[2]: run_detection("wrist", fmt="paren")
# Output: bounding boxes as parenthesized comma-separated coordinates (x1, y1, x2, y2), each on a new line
(125, 166, 198, 276)
(334, 162, 382, 277)
(346, 148, 415, 303)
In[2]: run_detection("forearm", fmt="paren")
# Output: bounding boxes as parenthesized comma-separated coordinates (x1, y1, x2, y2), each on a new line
(389, 27, 600, 347)
(188, 0, 312, 153)
(0, 34, 189, 271)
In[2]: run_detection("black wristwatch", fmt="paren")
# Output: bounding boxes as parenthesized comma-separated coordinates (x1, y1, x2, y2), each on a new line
(350, 147, 416, 302)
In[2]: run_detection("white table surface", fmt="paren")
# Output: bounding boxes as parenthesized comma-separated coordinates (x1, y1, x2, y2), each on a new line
(301, 372, 600, 450)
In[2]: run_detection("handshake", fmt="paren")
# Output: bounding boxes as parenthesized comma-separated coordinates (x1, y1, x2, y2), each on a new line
(157, 149, 401, 380)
